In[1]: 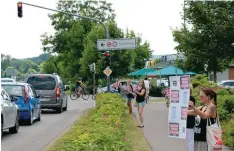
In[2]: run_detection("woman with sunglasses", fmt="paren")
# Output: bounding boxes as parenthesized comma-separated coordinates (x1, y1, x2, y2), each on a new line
(187, 88, 217, 151)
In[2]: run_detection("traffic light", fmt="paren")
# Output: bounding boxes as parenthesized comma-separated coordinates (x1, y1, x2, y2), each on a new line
(104, 51, 110, 66)
(89, 63, 96, 73)
(17, 2, 23, 18)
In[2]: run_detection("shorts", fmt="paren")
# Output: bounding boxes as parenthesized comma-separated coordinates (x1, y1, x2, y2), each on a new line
(135, 101, 146, 107)
(194, 141, 207, 151)
(127, 98, 133, 102)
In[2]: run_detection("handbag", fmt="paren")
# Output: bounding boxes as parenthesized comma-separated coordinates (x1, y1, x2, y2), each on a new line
(206, 110, 223, 151)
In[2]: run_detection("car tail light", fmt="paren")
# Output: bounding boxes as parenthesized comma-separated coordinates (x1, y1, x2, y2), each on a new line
(56, 86, 60, 98)
(24, 87, 29, 104)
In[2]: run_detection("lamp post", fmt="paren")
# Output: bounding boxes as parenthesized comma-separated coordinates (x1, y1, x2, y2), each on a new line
(231, 43, 234, 47)
(155, 66, 163, 86)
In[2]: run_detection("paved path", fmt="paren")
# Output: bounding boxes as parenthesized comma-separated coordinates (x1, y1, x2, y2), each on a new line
(2, 97, 94, 151)
(133, 101, 233, 151)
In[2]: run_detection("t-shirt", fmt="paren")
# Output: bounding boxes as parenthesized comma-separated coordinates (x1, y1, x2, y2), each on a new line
(144, 80, 150, 89)
(186, 96, 196, 128)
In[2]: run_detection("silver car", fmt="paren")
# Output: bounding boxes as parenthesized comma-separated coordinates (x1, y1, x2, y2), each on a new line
(25, 74, 68, 113)
(1, 87, 19, 137)
(220, 80, 234, 89)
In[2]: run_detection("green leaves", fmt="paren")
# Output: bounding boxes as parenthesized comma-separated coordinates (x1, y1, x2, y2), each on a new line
(173, 1, 234, 81)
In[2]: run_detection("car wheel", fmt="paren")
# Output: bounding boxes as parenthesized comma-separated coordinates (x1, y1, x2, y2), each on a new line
(63, 101, 67, 111)
(37, 108, 41, 121)
(27, 110, 34, 125)
(9, 113, 19, 133)
(56, 105, 63, 114)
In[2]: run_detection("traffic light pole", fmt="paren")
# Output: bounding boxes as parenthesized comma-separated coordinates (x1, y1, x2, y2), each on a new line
(19, 2, 110, 39)
(19, 1, 111, 92)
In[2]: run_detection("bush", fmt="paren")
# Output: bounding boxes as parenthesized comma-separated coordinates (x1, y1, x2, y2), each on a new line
(222, 115, 234, 149)
(149, 85, 164, 97)
(217, 95, 234, 121)
(46, 93, 150, 151)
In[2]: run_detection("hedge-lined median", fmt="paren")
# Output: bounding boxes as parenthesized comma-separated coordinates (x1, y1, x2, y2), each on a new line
(45, 93, 151, 151)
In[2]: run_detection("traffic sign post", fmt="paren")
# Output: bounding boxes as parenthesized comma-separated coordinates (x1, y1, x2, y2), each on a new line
(97, 38, 137, 51)
(103, 67, 112, 92)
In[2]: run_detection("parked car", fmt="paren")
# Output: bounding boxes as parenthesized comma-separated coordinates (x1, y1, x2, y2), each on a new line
(25, 73, 68, 113)
(2, 83, 41, 125)
(1, 87, 19, 137)
(1, 78, 16, 83)
(220, 80, 234, 89)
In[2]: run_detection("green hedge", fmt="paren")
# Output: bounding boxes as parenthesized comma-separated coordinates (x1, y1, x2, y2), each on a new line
(48, 93, 131, 151)
(149, 85, 164, 97)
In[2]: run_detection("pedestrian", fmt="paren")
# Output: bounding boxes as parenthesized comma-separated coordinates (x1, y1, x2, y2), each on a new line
(126, 79, 134, 114)
(186, 86, 196, 151)
(134, 79, 146, 128)
(112, 78, 122, 93)
(187, 88, 217, 151)
(144, 77, 150, 103)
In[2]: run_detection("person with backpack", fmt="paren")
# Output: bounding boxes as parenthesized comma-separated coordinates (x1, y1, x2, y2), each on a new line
(126, 79, 134, 114)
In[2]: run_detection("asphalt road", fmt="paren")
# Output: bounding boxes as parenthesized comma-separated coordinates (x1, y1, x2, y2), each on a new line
(1, 97, 94, 151)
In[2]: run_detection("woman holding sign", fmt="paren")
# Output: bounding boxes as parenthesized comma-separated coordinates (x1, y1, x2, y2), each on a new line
(187, 88, 217, 151)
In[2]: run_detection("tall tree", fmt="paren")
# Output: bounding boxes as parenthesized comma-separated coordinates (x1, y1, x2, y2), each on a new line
(172, 1, 234, 82)
(41, 1, 115, 80)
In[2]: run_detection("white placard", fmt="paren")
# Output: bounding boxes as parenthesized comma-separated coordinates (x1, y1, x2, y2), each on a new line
(168, 75, 190, 139)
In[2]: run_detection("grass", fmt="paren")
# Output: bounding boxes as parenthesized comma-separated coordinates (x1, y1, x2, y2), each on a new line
(43, 109, 151, 151)
(125, 116, 151, 151)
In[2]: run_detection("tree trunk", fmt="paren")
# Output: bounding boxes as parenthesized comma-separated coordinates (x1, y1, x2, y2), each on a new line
(213, 70, 217, 83)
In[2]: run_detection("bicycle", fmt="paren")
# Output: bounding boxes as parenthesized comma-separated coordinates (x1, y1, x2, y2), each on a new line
(70, 87, 89, 100)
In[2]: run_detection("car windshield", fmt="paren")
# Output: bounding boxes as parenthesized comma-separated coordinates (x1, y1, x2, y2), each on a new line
(1, 79, 14, 83)
(2, 85, 25, 97)
(27, 76, 56, 90)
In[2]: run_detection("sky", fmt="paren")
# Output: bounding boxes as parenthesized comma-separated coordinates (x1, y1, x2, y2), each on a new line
(0, 0, 184, 59)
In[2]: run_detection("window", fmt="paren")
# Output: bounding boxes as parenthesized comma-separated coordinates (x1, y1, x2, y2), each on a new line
(29, 86, 36, 97)
(2, 85, 24, 97)
(27, 76, 56, 90)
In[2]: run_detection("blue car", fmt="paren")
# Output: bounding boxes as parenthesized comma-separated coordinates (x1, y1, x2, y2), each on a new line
(1, 83, 41, 125)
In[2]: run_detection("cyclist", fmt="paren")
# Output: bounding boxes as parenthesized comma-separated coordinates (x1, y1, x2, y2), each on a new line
(75, 78, 86, 95)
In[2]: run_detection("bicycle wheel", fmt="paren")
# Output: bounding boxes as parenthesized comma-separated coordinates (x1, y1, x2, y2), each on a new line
(70, 91, 78, 100)
(81, 89, 89, 100)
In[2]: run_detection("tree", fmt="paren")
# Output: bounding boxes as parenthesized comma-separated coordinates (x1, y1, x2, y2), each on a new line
(41, 1, 115, 80)
(41, 59, 58, 74)
(41, 1, 151, 81)
(172, 1, 234, 82)
(1, 54, 12, 71)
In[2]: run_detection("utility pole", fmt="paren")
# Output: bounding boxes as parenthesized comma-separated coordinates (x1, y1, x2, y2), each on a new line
(18, 1, 110, 91)
(89, 63, 96, 96)
(17, 2, 109, 38)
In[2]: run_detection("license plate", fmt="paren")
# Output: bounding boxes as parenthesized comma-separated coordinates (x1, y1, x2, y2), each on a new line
(40, 98, 49, 101)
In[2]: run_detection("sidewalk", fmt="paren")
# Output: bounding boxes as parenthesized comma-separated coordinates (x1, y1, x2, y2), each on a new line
(132, 102, 233, 151)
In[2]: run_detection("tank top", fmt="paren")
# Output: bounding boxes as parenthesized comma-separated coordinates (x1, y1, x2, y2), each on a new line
(126, 85, 134, 98)
(136, 88, 146, 103)
(194, 105, 216, 141)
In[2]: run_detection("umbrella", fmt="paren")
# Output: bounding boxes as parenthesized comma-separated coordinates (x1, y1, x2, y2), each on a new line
(128, 68, 154, 76)
(147, 66, 196, 76)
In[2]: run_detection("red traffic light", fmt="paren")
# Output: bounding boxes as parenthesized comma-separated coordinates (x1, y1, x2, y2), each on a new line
(17, 2, 22, 7)
(104, 52, 110, 57)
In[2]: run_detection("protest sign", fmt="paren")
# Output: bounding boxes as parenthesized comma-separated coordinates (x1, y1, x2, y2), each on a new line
(168, 75, 190, 139)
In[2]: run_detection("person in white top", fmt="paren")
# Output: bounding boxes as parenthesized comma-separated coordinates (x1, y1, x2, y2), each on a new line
(144, 77, 150, 102)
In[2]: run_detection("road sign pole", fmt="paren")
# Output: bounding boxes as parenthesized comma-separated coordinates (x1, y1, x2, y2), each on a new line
(18, 2, 109, 39)
(93, 67, 96, 97)
(107, 67, 110, 92)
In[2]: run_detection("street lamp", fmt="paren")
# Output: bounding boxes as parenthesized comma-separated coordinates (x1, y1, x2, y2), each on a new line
(231, 43, 234, 47)
(155, 66, 163, 86)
